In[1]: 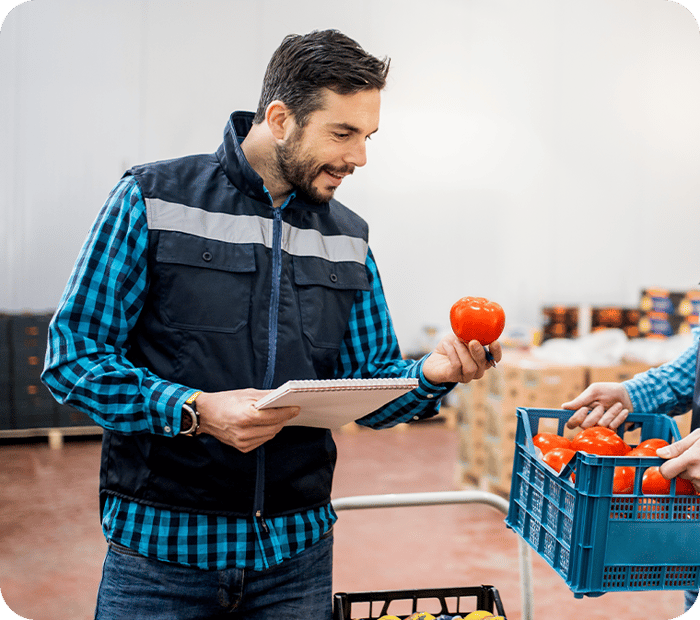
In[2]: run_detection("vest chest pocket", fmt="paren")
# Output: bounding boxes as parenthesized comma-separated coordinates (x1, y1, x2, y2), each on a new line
(154, 233, 255, 333)
(293, 256, 370, 350)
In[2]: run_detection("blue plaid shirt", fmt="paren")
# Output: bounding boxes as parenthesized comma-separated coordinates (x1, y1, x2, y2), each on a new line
(42, 176, 450, 571)
(624, 329, 699, 418)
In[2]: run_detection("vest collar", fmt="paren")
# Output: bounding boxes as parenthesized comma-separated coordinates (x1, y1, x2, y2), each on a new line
(217, 112, 330, 214)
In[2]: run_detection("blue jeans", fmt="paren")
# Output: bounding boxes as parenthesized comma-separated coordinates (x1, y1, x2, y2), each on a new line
(685, 589, 698, 613)
(94, 532, 333, 619)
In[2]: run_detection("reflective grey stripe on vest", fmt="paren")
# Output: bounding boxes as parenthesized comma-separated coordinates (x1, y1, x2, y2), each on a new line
(146, 198, 368, 264)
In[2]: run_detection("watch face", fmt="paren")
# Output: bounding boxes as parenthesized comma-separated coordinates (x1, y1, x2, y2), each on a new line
(180, 404, 197, 435)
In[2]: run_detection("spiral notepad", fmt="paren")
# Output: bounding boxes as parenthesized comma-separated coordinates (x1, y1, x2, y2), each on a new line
(254, 378, 419, 429)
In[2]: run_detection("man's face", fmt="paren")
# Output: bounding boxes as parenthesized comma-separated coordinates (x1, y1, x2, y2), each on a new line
(275, 88, 381, 204)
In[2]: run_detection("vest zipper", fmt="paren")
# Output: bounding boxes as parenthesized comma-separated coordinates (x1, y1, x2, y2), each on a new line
(254, 194, 291, 526)
(262, 205, 283, 390)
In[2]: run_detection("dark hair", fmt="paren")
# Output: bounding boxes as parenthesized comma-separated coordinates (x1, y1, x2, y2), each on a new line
(253, 29, 390, 126)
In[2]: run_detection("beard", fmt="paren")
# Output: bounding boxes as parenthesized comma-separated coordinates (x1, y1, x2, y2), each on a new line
(275, 129, 354, 204)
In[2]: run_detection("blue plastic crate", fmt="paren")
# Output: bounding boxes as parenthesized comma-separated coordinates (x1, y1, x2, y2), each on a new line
(505, 407, 700, 598)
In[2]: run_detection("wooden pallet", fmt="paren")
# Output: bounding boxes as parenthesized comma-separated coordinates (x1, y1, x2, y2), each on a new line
(0, 425, 103, 449)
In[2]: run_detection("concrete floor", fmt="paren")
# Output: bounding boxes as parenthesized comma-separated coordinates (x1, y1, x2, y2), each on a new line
(0, 420, 693, 620)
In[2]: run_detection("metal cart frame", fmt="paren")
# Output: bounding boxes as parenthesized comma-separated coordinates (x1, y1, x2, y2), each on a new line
(332, 490, 534, 620)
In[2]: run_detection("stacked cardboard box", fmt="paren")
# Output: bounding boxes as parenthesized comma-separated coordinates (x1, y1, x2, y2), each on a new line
(457, 351, 587, 496)
(454, 379, 487, 486)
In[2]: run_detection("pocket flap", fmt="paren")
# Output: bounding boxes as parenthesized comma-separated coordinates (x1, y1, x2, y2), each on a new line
(293, 256, 370, 291)
(156, 232, 255, 273)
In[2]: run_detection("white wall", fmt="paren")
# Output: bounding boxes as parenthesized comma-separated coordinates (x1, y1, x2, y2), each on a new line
(2, 0, 700, 352)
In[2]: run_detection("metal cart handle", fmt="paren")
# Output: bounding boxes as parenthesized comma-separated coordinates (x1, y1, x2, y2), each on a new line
(332, 490, 534, 620)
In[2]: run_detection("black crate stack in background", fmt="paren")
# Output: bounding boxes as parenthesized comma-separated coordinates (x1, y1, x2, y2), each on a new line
(10, 313, 58, 429)
(1, 311, 98, 433)
(542, 288, 700, 343)
(0, 314, 12, 431)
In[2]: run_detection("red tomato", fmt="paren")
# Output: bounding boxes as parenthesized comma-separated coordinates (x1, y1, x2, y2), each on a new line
(542, 447, 576, 473)
(627, 445, 657, 457)
(571, 428, 630, 456)
(450, 296, 506, 346)
(637, 438, 670, 451)
(613, 466, 635, 494)
(642, 467, 671, 495)
(585, 426, 617, 438)
(675, 477, 697, 496)
(533, 433, 571, 455)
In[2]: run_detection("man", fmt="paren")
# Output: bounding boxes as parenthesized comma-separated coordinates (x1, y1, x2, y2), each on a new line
(562, 328, 700, 613)
(42, 30, 500, 619)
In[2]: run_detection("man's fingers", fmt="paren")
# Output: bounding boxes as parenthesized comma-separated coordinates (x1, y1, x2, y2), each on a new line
(657, 429, 700, 459)
(579, 403, 607, 428)
(565, 407, 590, 429)
(487, 340, 503, 364)
(609, 409, 629, 431)
(659, 457, 686, 481)
(597, 403, 629, 430)
(250, 405, 300, 425)
(561, 387, 596, 412)
(467, 340, 494, 376)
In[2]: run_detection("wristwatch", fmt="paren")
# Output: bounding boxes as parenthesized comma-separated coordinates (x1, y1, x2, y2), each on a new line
(180, 391, 202, 436)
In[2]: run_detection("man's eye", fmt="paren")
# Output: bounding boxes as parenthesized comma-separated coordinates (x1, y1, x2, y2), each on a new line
(333, 132, 349, 139)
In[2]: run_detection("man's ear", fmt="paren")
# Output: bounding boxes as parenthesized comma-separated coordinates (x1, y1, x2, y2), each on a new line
(266, 101, 294, 140)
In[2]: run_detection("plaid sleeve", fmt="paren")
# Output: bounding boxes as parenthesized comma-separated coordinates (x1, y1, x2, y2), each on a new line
(623, 329, 699, 416)
(41, 176, 191, 435)
(334, 248, 451, 429)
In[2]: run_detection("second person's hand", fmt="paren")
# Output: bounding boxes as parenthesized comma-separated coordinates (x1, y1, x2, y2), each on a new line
(561, 382, 632, 430)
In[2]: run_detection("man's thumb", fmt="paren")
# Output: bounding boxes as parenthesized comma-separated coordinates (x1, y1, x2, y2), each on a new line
(657, 428, 700, 459)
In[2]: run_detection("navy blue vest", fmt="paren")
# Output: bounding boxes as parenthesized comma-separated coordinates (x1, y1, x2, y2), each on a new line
(100, 112, 371, 518)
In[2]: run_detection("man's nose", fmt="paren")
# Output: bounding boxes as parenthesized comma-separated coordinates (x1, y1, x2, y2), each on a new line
(345, 138, 368, 168)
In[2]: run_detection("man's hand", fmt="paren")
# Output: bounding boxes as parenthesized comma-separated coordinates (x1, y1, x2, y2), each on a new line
(422, 334, 502, 385)
(658, 428, 700, 493)
(561, 382, 633, 430)
(195, 389, 299, 453)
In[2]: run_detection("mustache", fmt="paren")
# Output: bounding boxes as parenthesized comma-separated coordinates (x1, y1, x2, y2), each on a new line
(323, 164, 355, 176)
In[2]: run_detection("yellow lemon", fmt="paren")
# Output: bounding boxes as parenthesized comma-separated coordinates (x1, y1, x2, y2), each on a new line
(464, 612, 494, 620)
(406, 614, 436, 620)
(377, 616, 401, 620)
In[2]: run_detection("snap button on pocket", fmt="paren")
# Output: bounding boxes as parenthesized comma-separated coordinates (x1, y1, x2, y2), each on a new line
(202, 251, 213, 262)
(329, 273, 338, 283)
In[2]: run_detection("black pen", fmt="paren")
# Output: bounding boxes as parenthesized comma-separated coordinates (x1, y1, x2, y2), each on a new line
(485, 346, 497, 368)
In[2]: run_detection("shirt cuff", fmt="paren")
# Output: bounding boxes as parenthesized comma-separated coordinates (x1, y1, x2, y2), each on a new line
(415, 356, 455, 400)
(145, 381, 194, 436)
(622, 376, 652, 413)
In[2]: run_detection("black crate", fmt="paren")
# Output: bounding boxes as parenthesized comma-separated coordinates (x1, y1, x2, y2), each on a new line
(56, 403, 98, 428)
(0, 379, 11, 431)
(12, 392, 58, 429)
(0, 313, 11, 429)
(332, 585, 505, 620)
(0, 362, 10, 430)
(8, 313, 58, 430)
(10, 313, 51, 357)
